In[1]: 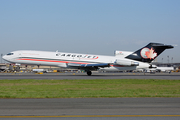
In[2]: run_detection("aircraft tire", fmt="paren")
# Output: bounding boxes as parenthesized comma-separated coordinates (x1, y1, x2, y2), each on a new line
(87, 71, 92, 76)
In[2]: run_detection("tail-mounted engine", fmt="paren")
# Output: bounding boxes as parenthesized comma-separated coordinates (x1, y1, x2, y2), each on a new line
(115, 59, 139, 66)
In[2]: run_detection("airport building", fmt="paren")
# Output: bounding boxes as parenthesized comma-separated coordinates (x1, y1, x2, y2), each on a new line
(0, 63, 82, 73)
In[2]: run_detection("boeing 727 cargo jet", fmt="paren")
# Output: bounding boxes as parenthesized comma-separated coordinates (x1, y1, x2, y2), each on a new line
(2, 43, 173, 75)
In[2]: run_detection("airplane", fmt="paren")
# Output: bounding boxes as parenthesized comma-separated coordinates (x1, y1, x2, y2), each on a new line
(2, 43, 173, 75)
(156, 66, 174, 72)
(138, 66, 174, 73)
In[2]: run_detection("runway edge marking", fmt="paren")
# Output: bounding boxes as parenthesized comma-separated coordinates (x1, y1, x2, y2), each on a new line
(0, 115, 180, 118)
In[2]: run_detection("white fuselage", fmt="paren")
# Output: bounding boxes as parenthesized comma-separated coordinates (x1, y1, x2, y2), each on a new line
(3, 50, 150, 71)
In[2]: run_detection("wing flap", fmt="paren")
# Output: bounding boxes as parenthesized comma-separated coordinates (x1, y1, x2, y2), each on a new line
(67, 63, 110, 68)
(81, 63, 110, 67)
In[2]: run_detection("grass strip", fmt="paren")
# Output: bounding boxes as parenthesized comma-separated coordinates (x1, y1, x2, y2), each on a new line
(0, 79, 180, 98)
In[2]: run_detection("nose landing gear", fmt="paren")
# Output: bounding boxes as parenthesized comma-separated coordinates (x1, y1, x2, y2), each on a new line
(87, 71, 92, 76)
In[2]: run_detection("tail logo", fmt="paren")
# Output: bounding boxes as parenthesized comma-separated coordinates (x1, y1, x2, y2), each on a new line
(140, 47, 157, 59)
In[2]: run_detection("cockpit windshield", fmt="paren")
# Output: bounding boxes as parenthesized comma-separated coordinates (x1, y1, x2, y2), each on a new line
(7, 53, 14, 55)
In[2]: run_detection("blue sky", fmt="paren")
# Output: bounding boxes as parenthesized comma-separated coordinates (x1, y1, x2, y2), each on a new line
(0, 0, 180, 63)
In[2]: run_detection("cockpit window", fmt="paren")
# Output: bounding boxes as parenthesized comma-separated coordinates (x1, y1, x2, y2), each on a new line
(7, 53, 14, 55)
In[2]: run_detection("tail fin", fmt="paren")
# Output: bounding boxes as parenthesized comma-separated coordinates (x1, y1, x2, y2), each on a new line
(125, 43, 174, 63)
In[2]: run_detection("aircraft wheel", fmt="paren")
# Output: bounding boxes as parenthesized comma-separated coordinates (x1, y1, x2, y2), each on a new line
(87, 71, 92, 76)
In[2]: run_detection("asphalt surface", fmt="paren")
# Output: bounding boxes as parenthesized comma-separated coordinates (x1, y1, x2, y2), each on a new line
(0, 72, 179, 119)
(0, 98, 180, 120)
(0, 98, 180, 116)
(0, 72, 180, 80)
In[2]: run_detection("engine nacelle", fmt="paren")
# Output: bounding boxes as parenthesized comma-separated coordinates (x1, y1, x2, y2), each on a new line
(115, 59, 139, 66)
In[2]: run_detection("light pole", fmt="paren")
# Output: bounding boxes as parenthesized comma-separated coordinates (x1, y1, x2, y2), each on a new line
(167, 56, 169, 63)
(1, 54, 3, 63)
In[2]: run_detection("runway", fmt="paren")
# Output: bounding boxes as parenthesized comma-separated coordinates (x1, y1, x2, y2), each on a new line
(0, 72, 180, 80)
(0, 73, 180, 119)
(1, 98, 180, 116)
(0, 98, 180, 120)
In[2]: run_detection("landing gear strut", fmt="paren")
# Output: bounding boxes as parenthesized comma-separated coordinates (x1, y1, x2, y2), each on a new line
(87, 71, 92, 76)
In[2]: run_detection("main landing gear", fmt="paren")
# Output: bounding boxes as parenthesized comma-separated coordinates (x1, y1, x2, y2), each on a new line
(87, 71, 92, 76)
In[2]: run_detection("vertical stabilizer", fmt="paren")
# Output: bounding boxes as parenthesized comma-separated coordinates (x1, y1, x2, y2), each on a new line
(125, 43, 173, 63)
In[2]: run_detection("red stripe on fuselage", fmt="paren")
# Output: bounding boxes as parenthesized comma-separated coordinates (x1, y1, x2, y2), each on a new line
(17, 58, 91, 64)
(110, 65, 124, 67)
(17, 58, 124, 67)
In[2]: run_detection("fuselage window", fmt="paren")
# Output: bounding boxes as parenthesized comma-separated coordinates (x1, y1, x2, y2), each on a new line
(56, 53, 60, 56)
(93, 56, 96, 58)
(72, 55, 76, 57)
(66, 54, 71, 57)
(61, 54, 65, 56)
(82, 55, 87, 58)
(87, 56, 91, 58)
(77, 55, 82, 57)
(7, 53, 14, 55)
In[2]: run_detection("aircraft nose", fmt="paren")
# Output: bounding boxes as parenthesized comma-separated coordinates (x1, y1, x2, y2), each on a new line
(2, 55, 6, 60)
(2, 55, 9, 62)
(2, 55, 11, 63)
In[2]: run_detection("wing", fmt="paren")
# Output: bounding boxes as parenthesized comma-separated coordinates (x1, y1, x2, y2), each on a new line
(67, 63, 110, 70)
